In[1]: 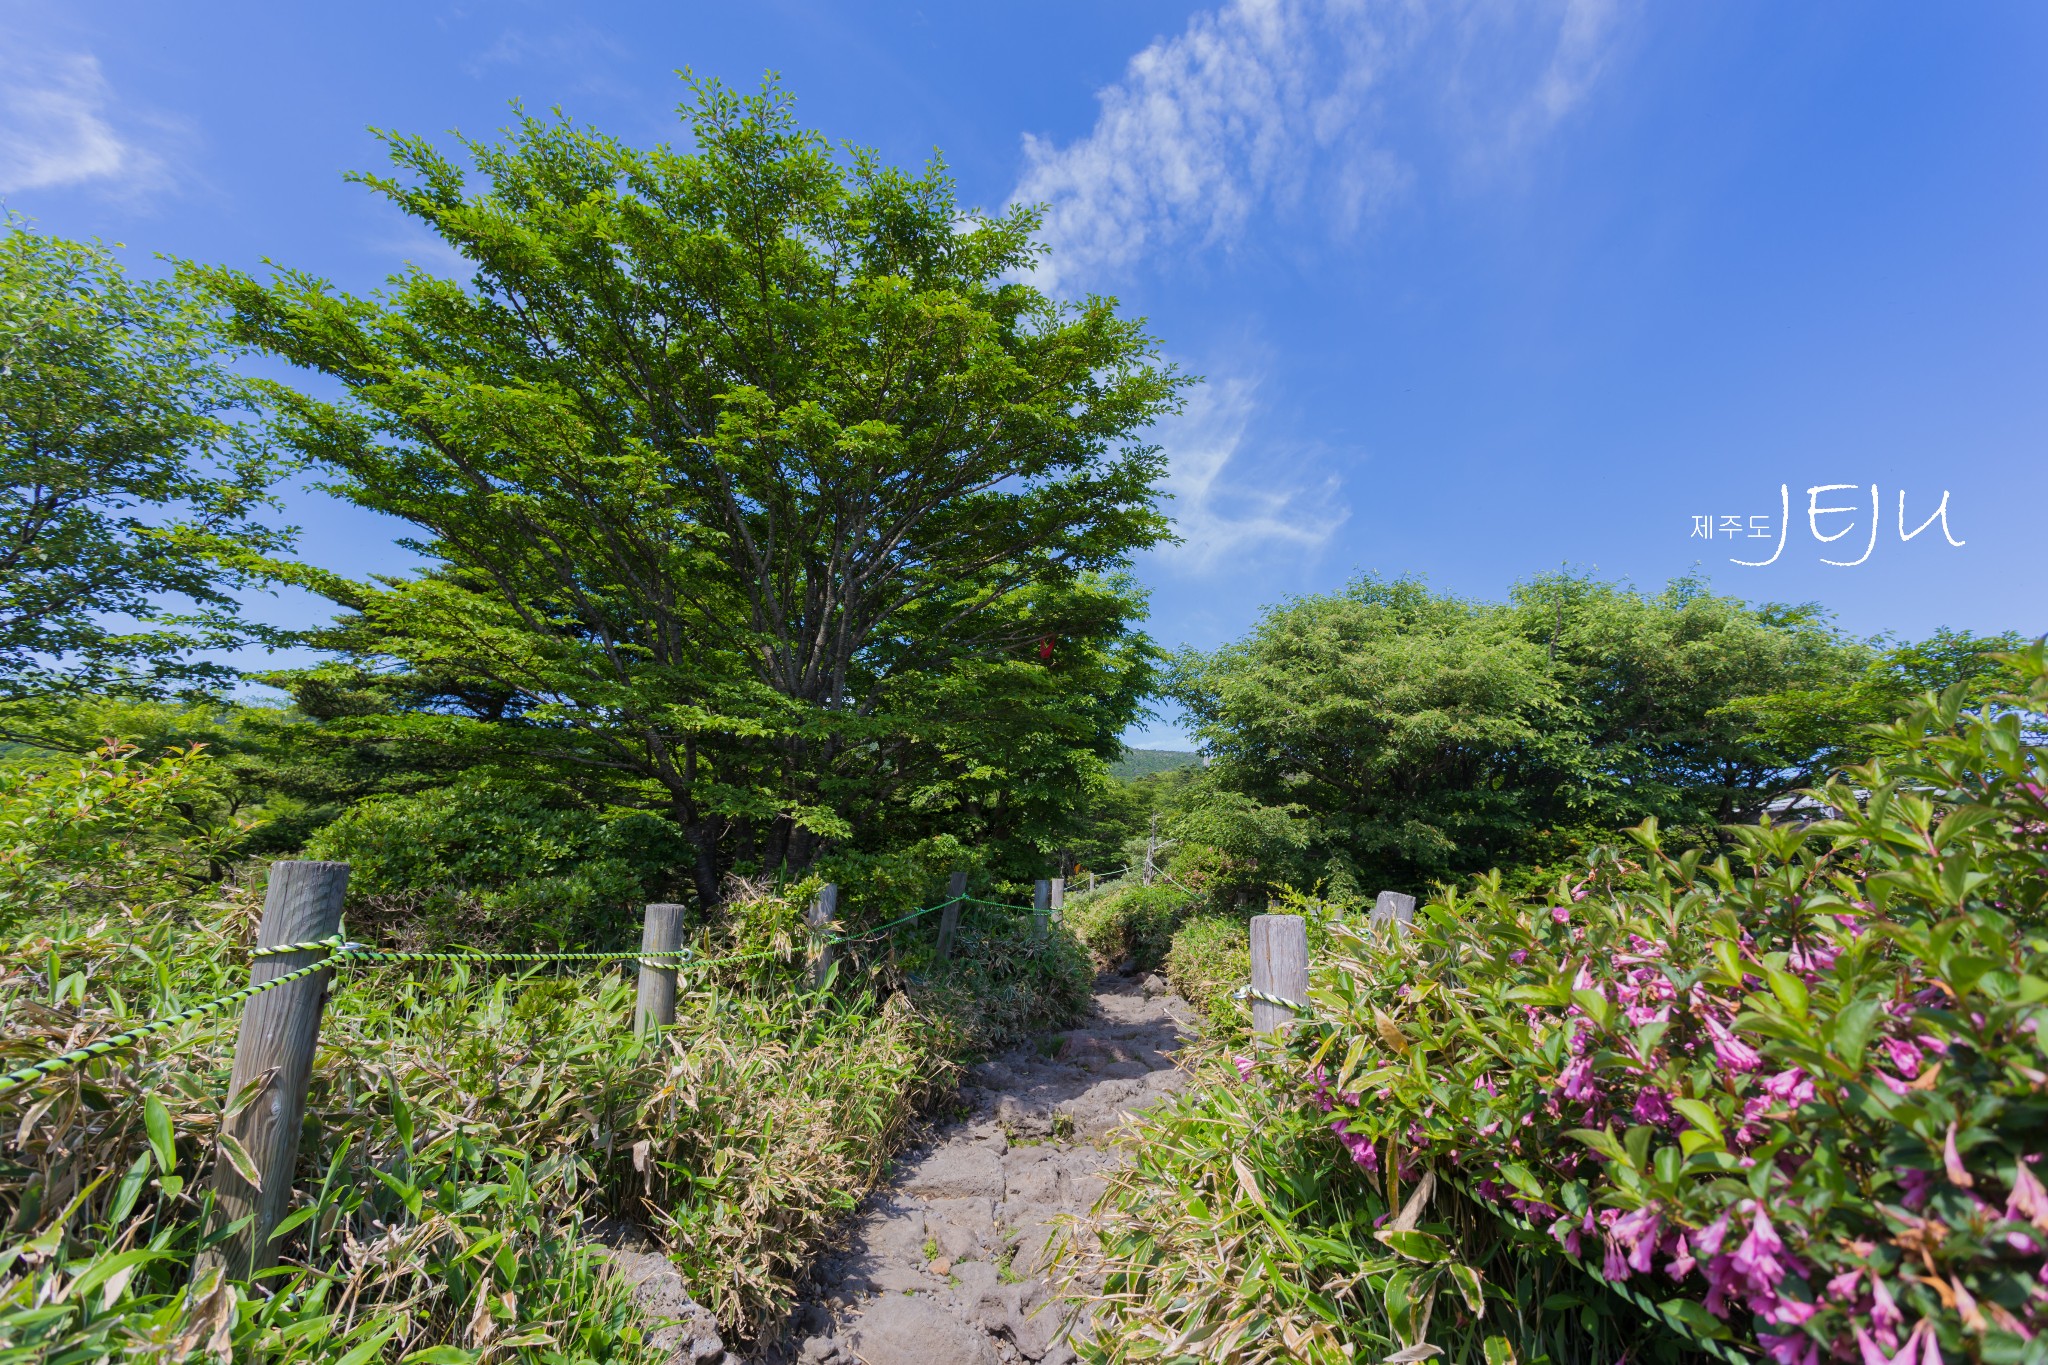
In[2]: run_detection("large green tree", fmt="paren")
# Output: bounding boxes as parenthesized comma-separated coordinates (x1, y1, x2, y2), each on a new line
(1166, 572, 2017, 896)
(0, 224, 288, 711)
(194, 81, 1184, 906)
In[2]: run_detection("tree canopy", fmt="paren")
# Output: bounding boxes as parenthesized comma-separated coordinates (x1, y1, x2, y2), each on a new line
(192, 79, 1186, 905)
(1164, 571, 2024, 896)
(0, 225, 288, 711)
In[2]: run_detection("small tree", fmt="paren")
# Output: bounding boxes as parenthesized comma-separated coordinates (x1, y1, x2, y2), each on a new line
(196, 80, 1186, 905)
(0, 224, 289, 711)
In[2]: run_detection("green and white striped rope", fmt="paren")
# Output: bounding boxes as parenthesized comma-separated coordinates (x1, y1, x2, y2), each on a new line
(254, 939, 700, 962)
(1231, 985, 1313, 1012)
(0, 938, 799, 1102)
(0, 885, 1033, 1102)
(0, 953, 338, 1099)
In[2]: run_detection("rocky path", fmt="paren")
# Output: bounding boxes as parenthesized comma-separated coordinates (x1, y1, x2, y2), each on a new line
(755, 972, 1195, 1365)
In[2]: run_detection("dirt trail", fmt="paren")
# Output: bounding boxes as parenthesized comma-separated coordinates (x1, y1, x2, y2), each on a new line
(750, 972, 1196, 1365)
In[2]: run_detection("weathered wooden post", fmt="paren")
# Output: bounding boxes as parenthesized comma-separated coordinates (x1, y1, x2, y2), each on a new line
(1087, 870, 1096, 894)
(1143, 813, 1158, 885)
(1249, 913, 1309, 1037)
(634, 902, 687, 1036)
(1033, 879, 1051, 942)
(1049, 876, 1065, 926)
(935, 869, 968, 962)
(1371, 890, 1417, 931)
(807, 883, 839, 989)
(206, 860, 349, 1281)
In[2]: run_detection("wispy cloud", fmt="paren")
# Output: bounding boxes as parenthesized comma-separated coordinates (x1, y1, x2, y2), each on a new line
(1153, 376, 1348, 571)
(1013, 0, 1627, 292)
(0, 50, 165, 197)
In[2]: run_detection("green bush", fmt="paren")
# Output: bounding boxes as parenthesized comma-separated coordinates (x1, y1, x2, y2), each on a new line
(1251, 643, 2048, 1362)
(1072, 1052, 1680, 1364)
(1064, 883, 1195, 972)
(1163, 913, 1252, 1037)
(303, 780, 696, 950)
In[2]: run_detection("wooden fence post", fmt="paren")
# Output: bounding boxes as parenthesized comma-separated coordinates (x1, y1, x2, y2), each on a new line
(1249, 913, 1309, 1037)
(1033, 879, 1050, 942)
(1088, 871, 1096, 894)
(206, 860, 349, 1281)
(807, 883, 839, 989)
(1371, 890, 1416, 931)
(634, 903, 687, 1036)
(1143, 813, 1158, 885)
(935, 869, 968, 962)
(1049, 876, 1065, 926)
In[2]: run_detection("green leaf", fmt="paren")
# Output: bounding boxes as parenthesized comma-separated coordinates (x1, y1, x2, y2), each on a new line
(1376, 1229, 1452, 1263)
(334, 1320, 401, 1365)
(402, 1349, 480, 1364)
(143, 1094, 176, 1176)
(1658, 1297, 1733, 1341)
(1669, 1099, 1724, 1142)
(1762, 966, 1809, 1017)
(1567, 1128, 1629, 1165)
(1446, 1262, 1485, 1314)
(216, 1130, 263, 1193)
(1483, 1337, 1518, 1365)
(109, 1153, 151, 1225)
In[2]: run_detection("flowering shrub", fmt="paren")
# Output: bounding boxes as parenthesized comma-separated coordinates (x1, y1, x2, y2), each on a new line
(1284, 643, 2048, 1363)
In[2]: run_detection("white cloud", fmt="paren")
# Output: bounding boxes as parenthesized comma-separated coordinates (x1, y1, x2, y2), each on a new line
(1013, 0, 1627, 292)
(1154, 376, 1348, 571)
(0, 51, 163, 196)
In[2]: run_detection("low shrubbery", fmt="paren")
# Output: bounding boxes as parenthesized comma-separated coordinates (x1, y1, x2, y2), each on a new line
(303, 780, 698, 952)
(1219, 645, 2046, 1362)
(1064, 882, 1196, 973)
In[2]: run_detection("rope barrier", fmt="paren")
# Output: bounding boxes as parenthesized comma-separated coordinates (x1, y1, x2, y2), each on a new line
(0, 955, 336, 1099)
(0, 885, 1034, 1101)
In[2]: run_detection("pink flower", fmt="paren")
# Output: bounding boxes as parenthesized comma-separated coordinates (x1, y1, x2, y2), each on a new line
(1330, 1118, 1379, 1172)
(1233, 1055, 1255, 1083)
(1895, 1168, 1933, 1211)
(1882, 1037, 1922, 1079)
(2008, 1159, 2048, 1230)
(1731, 1209, 1791, 1302)
(1943, 1122, 1974, 1188)
(1509, 949, 1529, 964)
(1706, 1018, 1763, 1073)
(1608, 1205, 1662, 1275)
(1760, 1331, 1820, 1365)
(1691, 1212, 1731, 1259)
(1560, 1058, 1599, 1101)
(1825, 1268, 1862, 1303)
(1633, 1087, 1674, 1125)
(1871, 1274, 1902, 1349)
(1763, 1068, 1817, 1107)
(1551, 905, 1571, 923)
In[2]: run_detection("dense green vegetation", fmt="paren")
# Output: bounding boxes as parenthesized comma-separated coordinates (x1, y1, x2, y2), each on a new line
(0, 76, 1142, 1363)
(1063, 637, 2047, 1363)
(2, 60, 2039, 1365)
(1148, 573, 2023, 900)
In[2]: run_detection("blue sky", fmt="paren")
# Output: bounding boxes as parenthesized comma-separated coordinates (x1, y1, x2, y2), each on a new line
(5, 0, 2043, 745)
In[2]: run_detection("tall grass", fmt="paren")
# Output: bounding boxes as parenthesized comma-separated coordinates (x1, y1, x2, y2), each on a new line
(1, 849, 1091, 1359)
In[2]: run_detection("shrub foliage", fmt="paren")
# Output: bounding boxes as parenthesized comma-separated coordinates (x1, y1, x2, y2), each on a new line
(1275, 644, 2048, 1362)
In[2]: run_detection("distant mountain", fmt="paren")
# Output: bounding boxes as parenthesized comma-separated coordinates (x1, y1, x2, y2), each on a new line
(1109, 748, 1202, 780)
